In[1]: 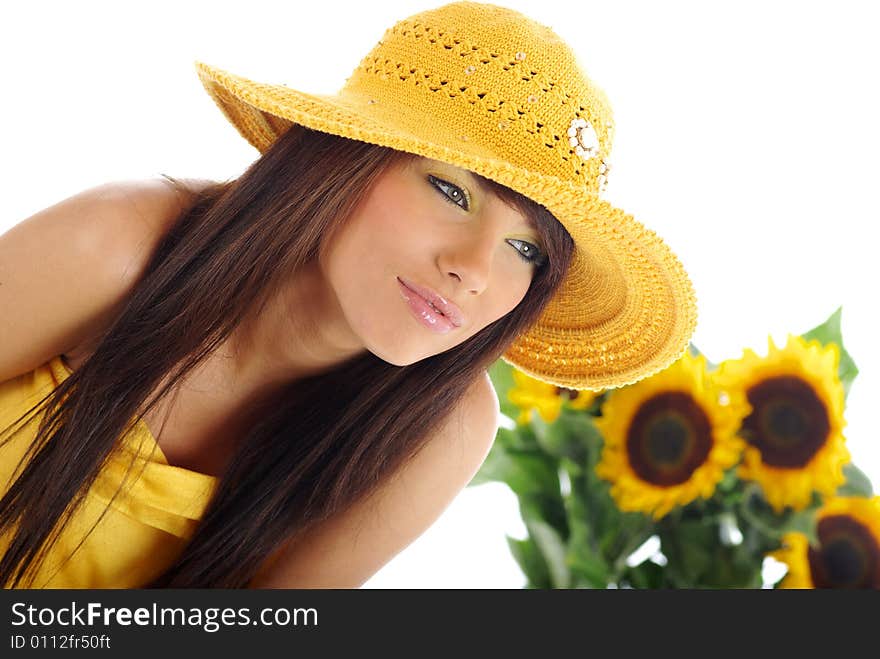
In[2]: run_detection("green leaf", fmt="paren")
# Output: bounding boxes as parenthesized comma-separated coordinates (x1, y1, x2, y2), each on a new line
(740, 520, 781, 558)
(564, 479, 600, 562)
(529, 410, 551, 448)
(556, 412, 606, 474)
(520, 497, 570, 588)
(702, 545, 764, 588)
(800, 306, 859, 400)
(836, 462, 874, 497)
(585, 474, 640, 559)
(565, 456, 622, 560)
(621, 559, 667, 589)
(567, 550, 610, 588)
(781, 508, 819, 546)
(488, 358, 521, 423)
(609, 514, 658, 576)
(661, 519, 715, 583)
(559, 455, 584, 478)
(655, 514, 715, 586)
(500, 422, 540, 452)
(563, 475, 611, 588)
(506, 534, 552, 589)
(736, 484, 822, 544)
(470, 429, 559, 496)
(530, 491, 570, 539)
(530, 408, 601, 464)
(801, 305, 844, 346)
(716, 466, 745, 507)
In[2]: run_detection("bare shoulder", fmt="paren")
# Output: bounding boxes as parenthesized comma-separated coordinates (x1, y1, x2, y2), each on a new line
(460, 370, 501, 455)
(103, 176, 217, 251)
(425, 370, 499, 473)
(58, 176, 219, 364)
(248, 370, 500, 588)
(73, 176, 223, 299)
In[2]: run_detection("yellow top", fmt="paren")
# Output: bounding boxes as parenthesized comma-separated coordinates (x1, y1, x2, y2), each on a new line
(0, 355, 219, 588)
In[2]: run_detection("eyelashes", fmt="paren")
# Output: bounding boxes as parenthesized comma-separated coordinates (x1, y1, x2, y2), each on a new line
(427, 175, 547, 266)
(508, 239, 547, 266)
(428, 174, 470, 210)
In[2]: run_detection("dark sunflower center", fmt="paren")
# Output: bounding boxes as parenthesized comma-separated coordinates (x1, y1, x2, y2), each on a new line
(625, 391, 712, 487)
(648, 417, 689, 464)
(742, 375, 830, 468)
(555, 387, 579, 401)
(808, 515, 880, 588)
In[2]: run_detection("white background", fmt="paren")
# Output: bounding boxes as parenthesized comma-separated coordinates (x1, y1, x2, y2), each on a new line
(2, 1, 877, 588)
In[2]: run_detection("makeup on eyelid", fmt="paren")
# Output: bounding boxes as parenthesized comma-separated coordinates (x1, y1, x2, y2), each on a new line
(426, 174, 545, 264)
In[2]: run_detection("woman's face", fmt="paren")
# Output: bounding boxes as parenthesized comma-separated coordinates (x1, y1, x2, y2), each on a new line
(319, 155, 545, 366)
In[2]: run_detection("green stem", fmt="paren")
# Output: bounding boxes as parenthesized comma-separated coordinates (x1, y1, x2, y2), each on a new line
(737, 483, 788, 541)
(611, 516, 656, 581)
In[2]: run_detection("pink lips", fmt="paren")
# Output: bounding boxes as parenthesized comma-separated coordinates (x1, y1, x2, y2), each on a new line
(397, 277, 465, 329)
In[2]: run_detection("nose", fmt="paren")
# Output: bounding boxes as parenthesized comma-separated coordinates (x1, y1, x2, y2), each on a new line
(437, 228, 498, 295)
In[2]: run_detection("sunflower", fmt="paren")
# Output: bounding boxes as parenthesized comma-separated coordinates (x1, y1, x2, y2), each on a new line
(712, 334, 850, 514)
(507, 368, 599, 426)
(593, 350, 749, 520)
(769, 496, 880, 588)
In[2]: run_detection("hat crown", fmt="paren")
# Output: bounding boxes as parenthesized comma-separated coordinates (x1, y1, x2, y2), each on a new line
(193, 1, 699, 390)
(341, 1, 615, 194)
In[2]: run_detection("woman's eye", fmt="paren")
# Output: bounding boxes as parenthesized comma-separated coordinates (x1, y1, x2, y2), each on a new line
(429, 174, 547, 267)
(509, 239, 547, 266)
(428, 175, 469, 211)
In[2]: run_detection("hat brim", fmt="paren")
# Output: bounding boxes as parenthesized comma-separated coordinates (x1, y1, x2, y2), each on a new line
(195, 61, 698, 390)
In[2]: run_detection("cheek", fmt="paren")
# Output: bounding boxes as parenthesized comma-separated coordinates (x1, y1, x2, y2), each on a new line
(371, 191, 429, 245)
(319, 200, 423, 333)
(328, 191, 415, 266)
(469, 268, 533, 334)
(493, 252, 535, 305)
(351, 185, 430, 257)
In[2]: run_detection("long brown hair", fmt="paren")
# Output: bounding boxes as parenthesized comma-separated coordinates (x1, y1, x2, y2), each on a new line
(0, 125, 575, 588)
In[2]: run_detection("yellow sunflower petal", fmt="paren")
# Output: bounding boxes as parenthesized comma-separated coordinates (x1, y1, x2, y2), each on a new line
(714, 334, 849, 513)
(568, 390, 599, 410)
(509, 369, 566, 425)
(769, 532, 814, 588)
(593, 351, 749, 520)
(769, 496, 880, 588)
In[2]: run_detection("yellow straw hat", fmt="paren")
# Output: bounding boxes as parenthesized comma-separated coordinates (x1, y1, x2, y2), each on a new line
(194, 0, 698, 391)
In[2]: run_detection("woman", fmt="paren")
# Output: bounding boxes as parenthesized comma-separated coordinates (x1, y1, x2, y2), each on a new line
(0, 1, 697, 588)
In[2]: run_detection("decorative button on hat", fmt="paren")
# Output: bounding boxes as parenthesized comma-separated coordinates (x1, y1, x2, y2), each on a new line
(194, 0, 698, 391)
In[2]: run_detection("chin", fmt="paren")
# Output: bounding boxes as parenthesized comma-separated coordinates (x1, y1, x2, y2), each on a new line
(367, 340, 442, 368)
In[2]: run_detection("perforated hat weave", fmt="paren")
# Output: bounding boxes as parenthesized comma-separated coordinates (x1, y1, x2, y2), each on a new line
(194, 0, 698, 391)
